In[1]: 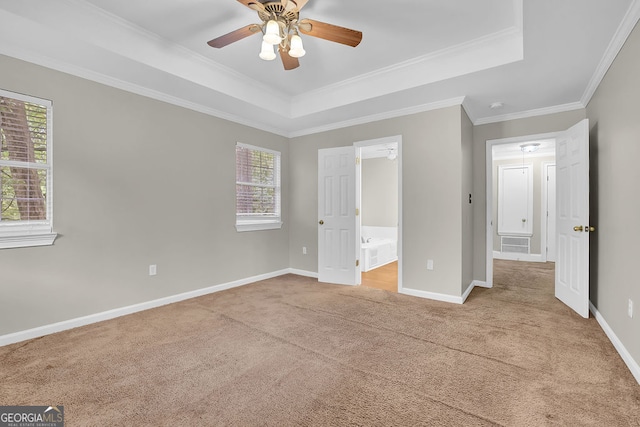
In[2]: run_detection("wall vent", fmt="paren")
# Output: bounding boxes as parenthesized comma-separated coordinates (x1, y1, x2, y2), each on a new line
(501, 236, 530, 254)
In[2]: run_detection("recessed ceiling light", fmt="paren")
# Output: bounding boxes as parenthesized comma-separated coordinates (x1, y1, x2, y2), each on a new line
(490, 102, 504, 109)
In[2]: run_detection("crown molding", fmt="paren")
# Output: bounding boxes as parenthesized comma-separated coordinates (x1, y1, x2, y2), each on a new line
(461, 98, 478, 124)
(34, 0, 292, 111)
(6, 0, 627, 138)
(291, 24, 523, 118)
(288, 97, 466, 138)
(65, 0, 286, 99)
(581, 0, 640, 106)
(0, 45, 291, 138)
(473, 102, 585, 126)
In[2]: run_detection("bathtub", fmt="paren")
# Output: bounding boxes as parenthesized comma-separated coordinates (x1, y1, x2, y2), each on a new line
(361, 226, 398, 272)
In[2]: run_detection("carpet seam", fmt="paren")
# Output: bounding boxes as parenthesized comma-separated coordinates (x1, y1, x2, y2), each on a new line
(218, 312, 505, 427)
(282, 301, 529, 373)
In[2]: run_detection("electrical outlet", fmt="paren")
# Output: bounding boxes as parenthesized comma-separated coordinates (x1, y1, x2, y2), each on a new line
(149, 264, 157, 276)
(629, 299, 634, 318)
(427, 259, 434, 270)
(302, 246, 307, 255)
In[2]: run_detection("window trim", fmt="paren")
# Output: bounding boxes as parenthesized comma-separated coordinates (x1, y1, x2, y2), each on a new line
(235, 142, 282, 232)
(0, 89, 57, 249)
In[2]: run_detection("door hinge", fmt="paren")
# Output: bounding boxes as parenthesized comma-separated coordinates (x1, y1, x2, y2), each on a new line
(356, 259, 360, 267)
(356, 157, 360, 165)
(356, 208, 359, 216)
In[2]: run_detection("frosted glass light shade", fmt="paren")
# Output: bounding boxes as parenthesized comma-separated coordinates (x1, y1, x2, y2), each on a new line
(288, 34, 306, 58)
(263, 20, 282, 45)
(520, 143, 540, 153)
(259, 41, 276, 60)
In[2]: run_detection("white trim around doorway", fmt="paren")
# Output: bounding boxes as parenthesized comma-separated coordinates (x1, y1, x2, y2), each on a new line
(485, 132, 559, 287)
(354, 135, 403, 293)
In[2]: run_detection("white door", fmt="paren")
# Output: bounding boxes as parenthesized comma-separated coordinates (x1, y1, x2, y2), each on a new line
(556, 119, 590, 318)
(318, 147, 358, 285)
(498, 164, 533, 236)
(546, 164, 557, 262)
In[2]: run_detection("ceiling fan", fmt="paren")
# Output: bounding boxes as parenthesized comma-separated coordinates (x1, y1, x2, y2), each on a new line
(207, 0, 362, 70)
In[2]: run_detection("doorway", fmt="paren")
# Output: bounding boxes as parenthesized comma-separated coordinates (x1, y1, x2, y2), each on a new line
(486, 120, 591, 317)
(486, 135, 557, 286)
(356, 136, 402, 293)
(317, 136, 403, 291)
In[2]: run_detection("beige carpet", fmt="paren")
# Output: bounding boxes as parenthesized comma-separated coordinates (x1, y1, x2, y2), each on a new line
(1, 260, 639, 426)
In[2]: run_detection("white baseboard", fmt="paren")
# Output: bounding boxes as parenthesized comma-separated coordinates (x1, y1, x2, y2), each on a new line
(400, 287, 463, 305)
(0, 268, 294, 347)
(462, 280, 491, 303)
(402, 280, 490, 305)
(462, 282, 474, 303)
(493, 251, 545, 262)
(590, 302, 640, 385)
(287, 268, 318, 278)
(473, 280, 491, 289)
(461, 280, 491, 303)
(8, 270, 638, 387)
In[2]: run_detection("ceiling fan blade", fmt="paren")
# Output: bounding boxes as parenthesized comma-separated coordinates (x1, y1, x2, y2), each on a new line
(298, 19, 362, 47)
(279, 44, 300, 70)
(282, 0, 296, 12)
(207, 24, 261, 48)
(292, 0, 309, 11)
(237, 0, 266, 12)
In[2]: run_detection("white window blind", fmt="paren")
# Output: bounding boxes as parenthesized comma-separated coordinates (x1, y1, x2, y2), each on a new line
(0, 89, 56, 248)
(235, 143, 282, 232)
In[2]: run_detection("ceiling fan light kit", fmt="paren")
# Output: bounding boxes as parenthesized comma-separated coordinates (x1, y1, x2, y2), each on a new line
(259, 40, 277, 60)
(263, 19, 282, 45)
(207, 0, 362, 70)
(288, 33, 306, 58)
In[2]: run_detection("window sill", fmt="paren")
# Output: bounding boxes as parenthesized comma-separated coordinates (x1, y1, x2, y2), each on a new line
(235, 221, 283, 232)
(0, 232, 58, 249)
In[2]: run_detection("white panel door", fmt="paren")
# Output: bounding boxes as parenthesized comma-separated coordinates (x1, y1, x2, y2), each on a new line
(498, 164, 533, 236)
(556, 119, 590, 318)
(318, 147, 357, 285)
(546, 164, 557, 262)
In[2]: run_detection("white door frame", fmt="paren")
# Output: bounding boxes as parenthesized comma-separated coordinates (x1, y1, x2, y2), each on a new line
(485, 132, 559, 287)
(354, 135, 403, 292)
(542, 162, 556, 262)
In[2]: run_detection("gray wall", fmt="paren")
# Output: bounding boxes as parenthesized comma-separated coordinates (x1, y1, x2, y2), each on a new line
(586, 21, 640, 370)
(492, 155, 555, 254)
(461, 109, 474, 292)
(0, 54, 290, 335)
(472, 109, 586, 282)
(289, 106, 465, 296)
(361, 157, 398, 227)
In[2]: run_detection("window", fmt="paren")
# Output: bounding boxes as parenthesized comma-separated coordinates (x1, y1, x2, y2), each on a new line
(235, 143, 282, 232)
(0, 89, 56, 249)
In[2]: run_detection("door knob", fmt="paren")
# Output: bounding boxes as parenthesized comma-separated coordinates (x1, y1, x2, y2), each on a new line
(573, 225, 583, 232)
(319, 220, 324, 225)
(588, 226, 596, 232)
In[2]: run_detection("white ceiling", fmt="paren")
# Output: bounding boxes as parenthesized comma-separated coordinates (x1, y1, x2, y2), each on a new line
(0, 0, 638, 137)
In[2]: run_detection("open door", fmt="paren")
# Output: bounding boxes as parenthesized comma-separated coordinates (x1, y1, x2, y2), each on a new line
(318, 147, 358, 285)
(555, 119, 591, 318)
